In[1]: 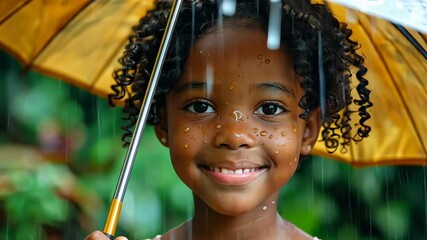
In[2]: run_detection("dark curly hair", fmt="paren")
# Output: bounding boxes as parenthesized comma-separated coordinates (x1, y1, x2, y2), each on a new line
(109, 0, 372, 154)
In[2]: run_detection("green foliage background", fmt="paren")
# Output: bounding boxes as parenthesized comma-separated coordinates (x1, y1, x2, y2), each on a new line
(0, 51, 426, 239)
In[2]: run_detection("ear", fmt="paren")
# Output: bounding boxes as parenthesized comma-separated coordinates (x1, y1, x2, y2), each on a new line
(154, 107, 169, 148)
(300, 108, 321, 155)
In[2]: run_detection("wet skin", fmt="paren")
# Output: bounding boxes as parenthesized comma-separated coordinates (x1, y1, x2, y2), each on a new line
(155, 26, 321, 239)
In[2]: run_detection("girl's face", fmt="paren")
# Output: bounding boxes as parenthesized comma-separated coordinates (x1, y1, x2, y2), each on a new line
(156, 26, 320, 216)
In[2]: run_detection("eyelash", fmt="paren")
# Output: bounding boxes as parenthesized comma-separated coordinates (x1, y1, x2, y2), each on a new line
(183, 99, 216, 114)
(254, 101, 288, 116)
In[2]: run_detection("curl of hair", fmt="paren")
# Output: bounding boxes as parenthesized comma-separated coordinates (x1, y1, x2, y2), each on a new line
(109, 0, 373, 151)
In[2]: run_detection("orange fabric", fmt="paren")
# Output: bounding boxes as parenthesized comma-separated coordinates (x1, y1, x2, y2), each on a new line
(0, 0, 156, 98)
(312, 4, 427, 166)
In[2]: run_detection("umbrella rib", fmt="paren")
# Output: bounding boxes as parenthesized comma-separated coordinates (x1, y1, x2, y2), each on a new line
(392, 23, 427, 61)
(358, 18, 427, 157)
(0, 0, 32, 26)
(27, 1, 95, 68)
(89, 1, 140, 95)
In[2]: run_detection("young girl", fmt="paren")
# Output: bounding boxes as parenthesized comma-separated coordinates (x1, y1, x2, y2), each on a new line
(86, 0, 371, 239)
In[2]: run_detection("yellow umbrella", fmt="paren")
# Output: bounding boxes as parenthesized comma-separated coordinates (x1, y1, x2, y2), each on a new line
(311, 2, 427, 166)
(0, 0, 155, 98)
(0, 0, 426, 167)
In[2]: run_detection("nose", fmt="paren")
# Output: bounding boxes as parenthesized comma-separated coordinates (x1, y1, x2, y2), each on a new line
(213, 121, 256, 150)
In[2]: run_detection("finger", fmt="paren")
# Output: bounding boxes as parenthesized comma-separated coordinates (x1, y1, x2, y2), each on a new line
(115, 237, 128, 240)
(84, 231, 112, 240)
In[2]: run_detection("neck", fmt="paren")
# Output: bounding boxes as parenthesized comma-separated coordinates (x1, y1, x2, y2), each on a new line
(189, 194, 286, 240)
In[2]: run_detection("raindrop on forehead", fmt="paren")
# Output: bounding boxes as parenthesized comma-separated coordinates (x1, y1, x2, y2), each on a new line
(216, 124, 221, 129)
(260, 130, 267, 136)
(184, 127, 190, 133)
(252, 128, 259, 133)
(281, 131, 286, 137)
(257, 54, 263, 59)
(184, 144, 188, 149)
(229, 82, 236, 91)
(265, 59, 271, 64)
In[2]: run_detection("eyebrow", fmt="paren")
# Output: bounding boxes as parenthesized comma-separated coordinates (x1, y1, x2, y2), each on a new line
(256, 82, 296, 97)
(175, 82, 207, 93)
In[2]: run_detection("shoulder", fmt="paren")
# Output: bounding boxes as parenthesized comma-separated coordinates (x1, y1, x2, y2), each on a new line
(143, 235, 161, 240)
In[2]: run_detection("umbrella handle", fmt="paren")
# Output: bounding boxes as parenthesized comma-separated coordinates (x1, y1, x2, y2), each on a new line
(102, 0, 183, 238)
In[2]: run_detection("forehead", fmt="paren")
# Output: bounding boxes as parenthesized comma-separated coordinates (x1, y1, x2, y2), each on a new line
(179, 26, 298, 87)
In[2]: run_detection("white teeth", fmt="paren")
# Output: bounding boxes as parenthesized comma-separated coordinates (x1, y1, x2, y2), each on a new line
(208, 167, 261, 174)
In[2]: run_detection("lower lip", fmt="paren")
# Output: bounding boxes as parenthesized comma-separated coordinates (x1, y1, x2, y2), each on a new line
(201, 168, 267, 186)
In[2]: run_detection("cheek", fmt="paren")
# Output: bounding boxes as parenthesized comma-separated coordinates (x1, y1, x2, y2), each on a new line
(256, 126, 302, 164)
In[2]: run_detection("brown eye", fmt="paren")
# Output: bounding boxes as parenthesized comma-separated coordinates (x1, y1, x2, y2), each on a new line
(186, 100, 215, 113)
(254, 102, 285, 115)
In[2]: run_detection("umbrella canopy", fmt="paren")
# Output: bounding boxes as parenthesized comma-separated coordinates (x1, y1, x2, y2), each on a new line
(1, 0, 426, 166)
(0, 0, 155, 98)
(311, 2, 427, 166)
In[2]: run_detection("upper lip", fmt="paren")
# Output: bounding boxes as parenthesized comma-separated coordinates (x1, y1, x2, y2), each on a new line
(198, 160, 268, 171)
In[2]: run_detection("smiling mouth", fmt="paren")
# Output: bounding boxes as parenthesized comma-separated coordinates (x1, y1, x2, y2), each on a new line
(201, 166, 267, 175)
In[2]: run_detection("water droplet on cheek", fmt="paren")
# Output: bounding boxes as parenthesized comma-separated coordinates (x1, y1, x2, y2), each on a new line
(292, 127, 298, 134)
(229, 82, 236, 91)
(252, 128, 259, 133)
(260, 131, 267, 136)
(184, 144, 188, 149)
(199, 50, 204, 55)
(281, 131, 287, 137)
(269, 134, 273, 139)
(275, 150, 279, 154)
(257, 54, 263, 60)
(184, 127, 190, 133)
(216, 124, 221, 129)
(265, 59, 271, 64)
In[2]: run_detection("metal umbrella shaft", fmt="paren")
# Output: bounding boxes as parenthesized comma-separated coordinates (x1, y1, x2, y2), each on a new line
(103, 0, 183, 238)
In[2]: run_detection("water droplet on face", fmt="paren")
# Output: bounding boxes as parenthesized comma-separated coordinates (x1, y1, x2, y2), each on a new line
(274, 128, 279, 132)
(252, 128, 259, 133)
(292, 127, 298, 134)
(257, 54, 263, 59)
(281, 131, 286, 137)
(184, 127, 190, 133)
(257, 61, 262, 66)
(216, 124, 221, 129)
(275, 150, 279, 154)
(203, 140, 208, 144)
(262, 206, 267, 210)
(260, 131, 267, 136)
(234, 133, 242, 138)
(294, 157, 297, 162)
(225, 101, 230, 105)
(229, 82, 236, 91)
(207, 52, 211, 57)
(233, 110, 243, 122)
(199, 50, 204, 55)
(265, 59, 271, 64)
(269, 134, 273, 139)
(184, 144, 188, 149)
